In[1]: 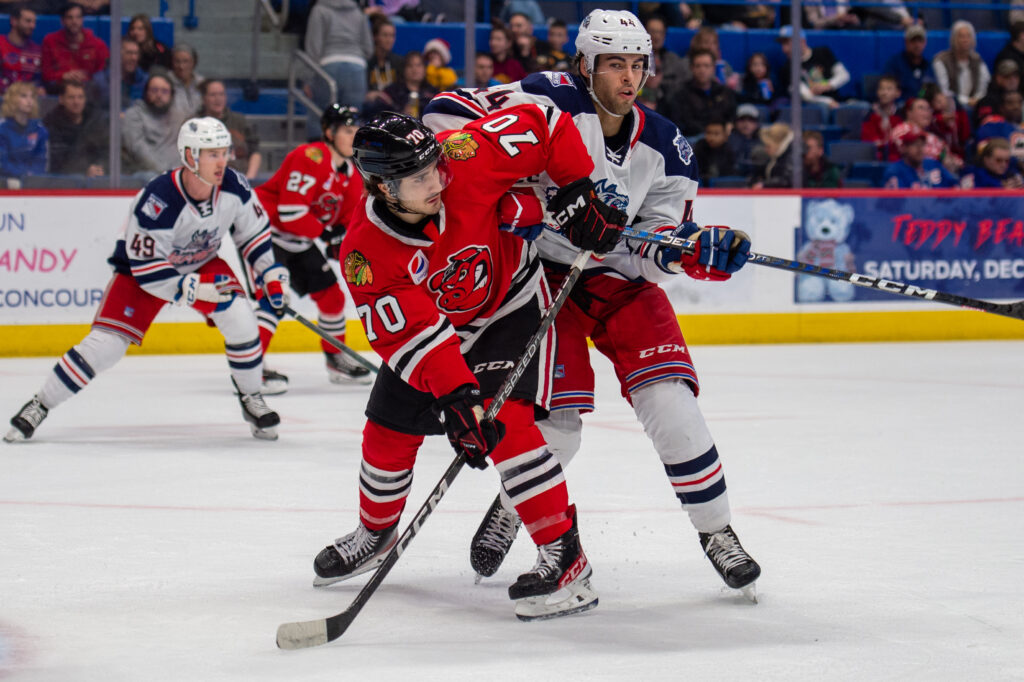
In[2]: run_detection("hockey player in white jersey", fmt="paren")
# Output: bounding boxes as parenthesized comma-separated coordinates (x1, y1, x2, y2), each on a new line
(423, 9, 761, 598)
(5, 118, 290, 442)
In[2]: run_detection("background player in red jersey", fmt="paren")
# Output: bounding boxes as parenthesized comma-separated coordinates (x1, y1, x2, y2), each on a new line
(253, 103, 372, 393)
(310, 108, 624, 621)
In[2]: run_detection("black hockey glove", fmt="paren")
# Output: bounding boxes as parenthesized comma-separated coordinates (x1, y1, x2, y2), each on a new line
(320, 224, 346, 261)
(434, 384, 506, 469)
(547, 177, 627, 254)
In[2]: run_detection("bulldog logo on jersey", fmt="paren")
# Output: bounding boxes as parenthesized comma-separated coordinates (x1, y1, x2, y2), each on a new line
(427, 245, 493, 313)
(312, 191, 342, 224)
(344, 250, 374, 286)
(442, 132, 478, 161)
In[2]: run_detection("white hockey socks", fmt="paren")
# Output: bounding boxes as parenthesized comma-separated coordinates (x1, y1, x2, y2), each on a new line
(38, 329, 130, 409)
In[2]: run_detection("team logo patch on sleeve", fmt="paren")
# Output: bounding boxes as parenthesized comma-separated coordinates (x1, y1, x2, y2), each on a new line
(545, 72, 576, 88)
(442, 132, 479, 161)
(673, 131, 694, 165)
(305, 146, 324, 164)
(140, 193, 168, 220)
(343, 250, 373, 286)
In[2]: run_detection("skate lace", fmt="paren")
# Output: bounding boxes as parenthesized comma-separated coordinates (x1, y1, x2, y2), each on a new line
(529, 540, 566, 580)
(705, 529, 749, 572)
(477, 508, 521, 554)
(334, 525, 383, 562)
(241, 393, 273, 417)
(20, 399, 47, 427)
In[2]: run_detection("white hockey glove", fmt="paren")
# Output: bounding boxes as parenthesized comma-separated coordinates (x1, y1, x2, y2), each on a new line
(174, 272, 245, 314)
(259, 263, 290, 316)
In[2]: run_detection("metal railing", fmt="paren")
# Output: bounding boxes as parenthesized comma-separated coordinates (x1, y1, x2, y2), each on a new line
(286, 49, 337, 148)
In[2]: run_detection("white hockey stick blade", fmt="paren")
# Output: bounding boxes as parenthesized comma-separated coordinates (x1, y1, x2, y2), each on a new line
(276, 618, 329, 650)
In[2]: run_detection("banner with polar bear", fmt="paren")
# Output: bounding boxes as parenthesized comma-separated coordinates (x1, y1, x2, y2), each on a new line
(796, 196, 1024, 304)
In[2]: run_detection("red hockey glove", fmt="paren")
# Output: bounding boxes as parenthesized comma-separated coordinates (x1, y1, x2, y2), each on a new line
(548, 177, 627, 254)
(434, 384, 506, 469)
(498, 188, 546, 241)
(320, 224, 346, 260)
(174, 272, 245, 315)
(657, 223, 751, 281)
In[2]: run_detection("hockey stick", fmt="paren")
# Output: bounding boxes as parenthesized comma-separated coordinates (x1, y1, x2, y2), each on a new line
(619, 225, 1024, 322)
(275, 249, 593, 650)
(283, 305, 380, 374)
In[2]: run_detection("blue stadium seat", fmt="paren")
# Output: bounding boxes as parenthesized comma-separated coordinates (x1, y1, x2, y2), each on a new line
(848, 161, 890, 187)
(834, 103, 871, 140)
(776, 106, 828, 126)
(828, 141, 877, 167)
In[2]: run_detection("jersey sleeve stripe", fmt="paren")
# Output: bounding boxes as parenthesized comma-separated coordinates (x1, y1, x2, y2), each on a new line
(277, 204, 310, 222)
(130, 259, 179, 284)
(429, 92, 487, 119)
(389, 317, 457, 383)
(240, 230, 272, 266)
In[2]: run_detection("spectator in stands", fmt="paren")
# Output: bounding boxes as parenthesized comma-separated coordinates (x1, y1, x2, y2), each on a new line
(197, 78, 261, 180)
(920, 83, 970, 164)
(976, 60, 1020, 126)
(892, 95, 962, 173)
(374, 51, 436, 119)
(802, 130, 842, 188)
(422, 39, 457, 92)
(777, 26, 850, 110)
(42, 78, 106, 176)
(975, 90, 1024, 162)
(168, 44, 202, 117)
(127, 14, 170, 72)
(305, 0, 372, 112)
(41, 3, 109, 94)
(855, 0, 915, 30)
(366, 16, 401, 99)
(805, 0, 860, 30)
(994, 21, 1024, 93)
(536, 19, 571, 73)
(498, 0, 544, 27)
(883, 128, 958, 188)
(637, 52, 672, 116)
(0, 81, 47, 184)
(738, 52, 775, 106)
(933, 21, 990, 110)
(728, 103, 762, 175)
(702, 1, 776, 30)
(693, 117, 736, 184)
(121, 73, 185, 175)
(363, 0, 423, 23)
(644, 17, 686, 97)
(669, 47, 736, 137)
(508, 12, 547, 74)
(685, 27, 738, 90)
(751, 121, 794, 188)
(960, 138, 1023, 189)
(456, 53, 501, 88)
(119, 38, 146, 106)
(883, 25, 935, 101)
(490, 23, 526, 85)
(861, 75, 903, 161)
(1, 6, 42, 94)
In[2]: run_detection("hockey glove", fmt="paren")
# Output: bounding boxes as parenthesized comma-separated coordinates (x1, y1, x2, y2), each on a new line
(434, 384, 506, 469)
(320, 224, 346, 260)
(174, 272, 245, 315)
(498, 188, 546, 242)
(657, 223, 751, 281)
(259, 264, 290, 317)
(547, 177, 627, 254)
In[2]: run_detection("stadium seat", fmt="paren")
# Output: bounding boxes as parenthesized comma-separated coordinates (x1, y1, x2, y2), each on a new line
(829, 141, 877, 167)
(843, 178, 873, 188)
(862, 74, 882, 102)
(775, 105, 828, 126)
(848, 161, 889, 187)
(834, 103, 871, 139)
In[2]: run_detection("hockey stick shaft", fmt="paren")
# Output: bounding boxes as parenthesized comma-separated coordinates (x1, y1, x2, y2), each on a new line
(275, 249, 593, 650)
(283, 305, 380, 374)
(619, 226, 1024, 321)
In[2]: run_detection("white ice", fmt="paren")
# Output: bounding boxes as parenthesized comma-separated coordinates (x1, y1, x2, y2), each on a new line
(1, 341, 1022, 681)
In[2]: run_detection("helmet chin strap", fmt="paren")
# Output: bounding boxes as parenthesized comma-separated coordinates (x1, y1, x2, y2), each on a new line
(185, 147, 215, 186)
(583, 62, 649, 120)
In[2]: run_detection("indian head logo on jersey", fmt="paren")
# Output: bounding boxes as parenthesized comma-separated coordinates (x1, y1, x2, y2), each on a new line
(427, 245, 493, 313)
(344, 250, 374, 286)
(442, 132, 479, 161)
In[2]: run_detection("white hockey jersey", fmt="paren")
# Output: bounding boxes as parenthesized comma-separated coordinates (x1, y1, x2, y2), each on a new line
(108, 167, 276, 301)
(423, 72, 700, 283)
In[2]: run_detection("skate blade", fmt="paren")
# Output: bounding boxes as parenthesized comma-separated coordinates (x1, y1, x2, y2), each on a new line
(327, 371, 373, 386)
(3, 428, 27, 443)
(740, 582, 758, 604)
(250, 425, 279, 441)
(312, 555, 386, 587)
(474, 573, 484, 585)
(514, 579, 599, 622)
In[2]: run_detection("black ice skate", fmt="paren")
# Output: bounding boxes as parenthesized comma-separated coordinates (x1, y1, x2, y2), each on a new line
(471, 494, 522, 582)
(4, 396, 49, 443)
(237, 391, 280, 440)
(699, 525, 761, 603)
(324, 351, 372, 385)
(313, 521, 399, 586)
(508, 507, 598, 621)
(261, 368, 289, 396)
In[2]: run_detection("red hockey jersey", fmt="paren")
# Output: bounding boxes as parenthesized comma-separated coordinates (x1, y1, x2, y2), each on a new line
(256, 141, 364, 252)
(340, 104, 594, 398)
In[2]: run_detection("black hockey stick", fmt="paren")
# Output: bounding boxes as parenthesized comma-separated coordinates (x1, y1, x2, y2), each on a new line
(283, 305, 380, 374)
(275, 249, 593, 650)
(620, 225, 1024, 322)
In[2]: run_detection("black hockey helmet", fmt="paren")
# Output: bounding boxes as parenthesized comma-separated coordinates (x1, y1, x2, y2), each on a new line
(352, 111, 441, 181)
(321, 103, 361, 135)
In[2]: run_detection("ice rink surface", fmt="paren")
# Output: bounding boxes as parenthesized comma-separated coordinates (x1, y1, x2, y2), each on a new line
(1, 340, 1022, 681)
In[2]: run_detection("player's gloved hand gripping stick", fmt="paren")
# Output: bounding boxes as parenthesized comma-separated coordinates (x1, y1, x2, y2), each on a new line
(622, 224, 1024, 322)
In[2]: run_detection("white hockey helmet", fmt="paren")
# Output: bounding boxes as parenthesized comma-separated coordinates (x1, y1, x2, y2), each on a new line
(178, 117, 232, 172)
(575, 9, 655, 79)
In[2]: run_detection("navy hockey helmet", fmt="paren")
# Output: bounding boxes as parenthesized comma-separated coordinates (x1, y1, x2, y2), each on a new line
(352, 111, 442, 182)
(321, 102, 361, 135)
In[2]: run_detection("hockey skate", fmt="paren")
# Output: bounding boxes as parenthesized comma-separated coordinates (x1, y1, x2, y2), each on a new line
(699, 525, 761, 603)
(4, 396, 49, 443)
(313, 521, 399, 586)
(237, 391, 280, 440)
(508, 507, 598, 621)
(261, 368, 289, 396)
(471, 494, 522, 582)
(324, 351, 372, 385)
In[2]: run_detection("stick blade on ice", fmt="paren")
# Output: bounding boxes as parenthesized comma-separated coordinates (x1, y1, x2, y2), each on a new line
(276, 618, 329, 650)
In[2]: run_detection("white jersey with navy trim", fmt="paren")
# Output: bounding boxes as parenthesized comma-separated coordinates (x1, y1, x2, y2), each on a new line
(109, 167, 275, 301)
(423, 71, 700, 283)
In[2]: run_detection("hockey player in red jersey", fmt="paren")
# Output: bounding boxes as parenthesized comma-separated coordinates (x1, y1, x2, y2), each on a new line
(253, 103, 372, 393)
(310, 108, 626, 621)
(424, 9, 761, 599)
(5, 118, 288, 442)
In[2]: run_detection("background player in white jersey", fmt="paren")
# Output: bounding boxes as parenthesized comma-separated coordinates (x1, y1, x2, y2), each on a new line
(423, 10, 761, 598)
(5, 118, 290, 442)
